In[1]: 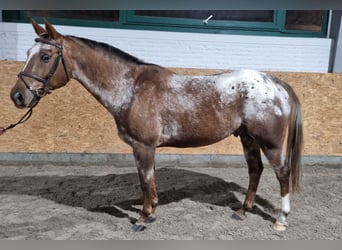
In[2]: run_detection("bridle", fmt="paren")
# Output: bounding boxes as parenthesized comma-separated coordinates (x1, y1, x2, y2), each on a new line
(18, 37, 70, 102)
(4, 37, 70, 132)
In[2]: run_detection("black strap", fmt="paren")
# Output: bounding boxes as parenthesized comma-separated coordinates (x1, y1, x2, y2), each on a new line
(17, 38, 70, 100)
(5, 108, 33, 131)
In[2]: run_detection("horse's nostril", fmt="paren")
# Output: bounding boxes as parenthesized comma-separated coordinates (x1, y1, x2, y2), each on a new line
(13, 91, 25, 107)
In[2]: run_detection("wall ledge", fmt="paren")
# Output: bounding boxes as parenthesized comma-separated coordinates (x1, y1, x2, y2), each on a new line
(0, 152, 340, 169)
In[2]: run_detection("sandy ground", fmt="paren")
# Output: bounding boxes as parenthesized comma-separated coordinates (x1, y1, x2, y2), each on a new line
(0, 162, 341, 240)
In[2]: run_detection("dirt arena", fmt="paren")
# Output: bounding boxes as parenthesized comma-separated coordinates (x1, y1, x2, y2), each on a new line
(0, 161, 340, 240)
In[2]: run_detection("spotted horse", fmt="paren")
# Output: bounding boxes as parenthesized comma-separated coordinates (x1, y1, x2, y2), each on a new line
(10, 19, 303, 232)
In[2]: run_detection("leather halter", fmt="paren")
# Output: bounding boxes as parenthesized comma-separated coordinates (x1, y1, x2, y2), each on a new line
(18, 37, 70, 101)
(2, 38, 70, 133)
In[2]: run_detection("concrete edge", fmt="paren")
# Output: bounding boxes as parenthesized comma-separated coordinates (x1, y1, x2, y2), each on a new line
(0, 152, 340, 168)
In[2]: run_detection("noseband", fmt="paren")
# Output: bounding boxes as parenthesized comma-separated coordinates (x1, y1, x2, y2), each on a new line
(18, 37, 70, 101)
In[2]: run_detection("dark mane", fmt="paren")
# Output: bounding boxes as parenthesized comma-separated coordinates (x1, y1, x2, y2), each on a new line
(69, 36, 155, 66)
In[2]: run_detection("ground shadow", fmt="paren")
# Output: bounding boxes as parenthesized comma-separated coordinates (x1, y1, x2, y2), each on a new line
(0, 168, 277, 223)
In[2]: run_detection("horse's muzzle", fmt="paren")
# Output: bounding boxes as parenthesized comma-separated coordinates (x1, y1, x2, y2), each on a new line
(10, 87, 38, 109)
(11, 90, 25, 108)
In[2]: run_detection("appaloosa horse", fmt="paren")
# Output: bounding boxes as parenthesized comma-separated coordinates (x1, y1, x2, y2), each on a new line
(10, 20, 303, 232)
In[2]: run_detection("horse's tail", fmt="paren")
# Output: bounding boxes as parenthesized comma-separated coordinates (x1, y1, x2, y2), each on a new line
(286, 87, 303, 193)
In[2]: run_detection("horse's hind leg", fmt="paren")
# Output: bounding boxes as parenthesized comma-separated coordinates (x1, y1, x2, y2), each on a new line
(262, 146, 290, 231)
(132, 143, 159, 231)
(235, 129, 264, 219)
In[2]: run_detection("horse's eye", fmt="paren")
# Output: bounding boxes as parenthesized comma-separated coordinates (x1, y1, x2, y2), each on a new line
(41, 54, 51, 63)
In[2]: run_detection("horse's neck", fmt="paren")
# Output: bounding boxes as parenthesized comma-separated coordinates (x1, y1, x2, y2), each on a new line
(66, 38, 138, 112)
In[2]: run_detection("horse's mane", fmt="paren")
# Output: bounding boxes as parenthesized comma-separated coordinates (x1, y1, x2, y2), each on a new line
(69, 36, 155, 66)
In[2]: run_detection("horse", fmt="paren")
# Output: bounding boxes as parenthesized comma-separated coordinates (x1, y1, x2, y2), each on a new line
(10, 19, 303, 232)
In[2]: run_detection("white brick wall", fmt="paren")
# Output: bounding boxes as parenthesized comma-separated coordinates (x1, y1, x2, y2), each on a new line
(0, 22, 332, 73)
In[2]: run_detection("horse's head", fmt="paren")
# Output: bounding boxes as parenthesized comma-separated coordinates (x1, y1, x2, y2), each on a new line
(11, 19, 70, 109)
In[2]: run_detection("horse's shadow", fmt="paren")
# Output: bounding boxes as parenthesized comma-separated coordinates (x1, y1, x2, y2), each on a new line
(0, 167, 277, 224)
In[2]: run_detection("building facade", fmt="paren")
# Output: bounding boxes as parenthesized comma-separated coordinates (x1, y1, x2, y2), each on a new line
(0, 10, 341, 73)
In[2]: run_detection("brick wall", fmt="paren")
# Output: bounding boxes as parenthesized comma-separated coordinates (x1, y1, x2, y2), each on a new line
(0, 22, 332, 73)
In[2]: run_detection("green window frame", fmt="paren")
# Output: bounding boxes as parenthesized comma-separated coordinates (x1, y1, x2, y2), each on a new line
(2, 10, 329, 38)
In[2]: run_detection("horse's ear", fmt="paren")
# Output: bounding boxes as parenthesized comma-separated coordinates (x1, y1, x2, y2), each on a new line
(31, 19, 47, 38)
(44, 18, 62, 40)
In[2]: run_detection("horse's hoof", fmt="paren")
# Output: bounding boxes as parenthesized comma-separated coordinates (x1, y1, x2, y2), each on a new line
(231, 210, 246, 220)
(132, 223, 146, 232)
(131, 214, 156, 232)
(146, 214, 156, 224)
(273, 221, 288, 232)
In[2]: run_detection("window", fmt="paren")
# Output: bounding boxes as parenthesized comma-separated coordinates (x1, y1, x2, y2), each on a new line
(25, 10, 120, 22)
(285, 10, 324, 32)
(2, 10, 329, 37)
(134, 10, 274, 22)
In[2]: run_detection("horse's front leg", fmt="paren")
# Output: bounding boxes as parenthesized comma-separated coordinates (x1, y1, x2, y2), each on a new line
(132, 143, 158, 231)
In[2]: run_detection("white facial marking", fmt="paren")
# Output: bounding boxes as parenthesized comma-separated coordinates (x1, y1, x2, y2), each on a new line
(23, 43, 40, 70)
(23, 42, 52, 70)
(281, 193, 290, 214)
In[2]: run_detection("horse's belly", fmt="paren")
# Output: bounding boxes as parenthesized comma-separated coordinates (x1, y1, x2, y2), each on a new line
(157, 117, 240, 148)
(158, 135, 227, 148)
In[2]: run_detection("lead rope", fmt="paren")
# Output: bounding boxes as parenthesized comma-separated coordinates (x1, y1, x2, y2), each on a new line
(0, 107, 33, 135)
